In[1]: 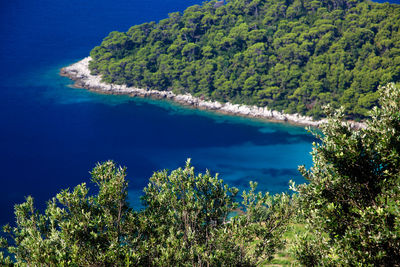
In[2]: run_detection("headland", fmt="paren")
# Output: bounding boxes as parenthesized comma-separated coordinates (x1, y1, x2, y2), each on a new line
(61, 57, 365, 128)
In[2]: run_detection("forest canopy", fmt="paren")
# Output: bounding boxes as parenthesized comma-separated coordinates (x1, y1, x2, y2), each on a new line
(89, 0, 400, 119)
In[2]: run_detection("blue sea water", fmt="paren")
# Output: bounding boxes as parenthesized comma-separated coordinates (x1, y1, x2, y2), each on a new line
(0, 0, 318, 226)
(374, 0, 400, 3)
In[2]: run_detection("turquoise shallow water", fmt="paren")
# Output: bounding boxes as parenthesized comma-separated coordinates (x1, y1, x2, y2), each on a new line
(0, 0, 316, 225)
(1, 61, 315, 218)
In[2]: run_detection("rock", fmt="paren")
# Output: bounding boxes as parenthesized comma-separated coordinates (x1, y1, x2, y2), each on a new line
(60, 57, 366, 129)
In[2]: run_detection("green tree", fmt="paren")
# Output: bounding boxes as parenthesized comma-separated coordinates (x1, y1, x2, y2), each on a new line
(138, 159, 295, 266)
(294, 83, 400, 266)
(87, 0, 400, 119)
(1, 160, 295, 266)
(0, 161, 138, 266)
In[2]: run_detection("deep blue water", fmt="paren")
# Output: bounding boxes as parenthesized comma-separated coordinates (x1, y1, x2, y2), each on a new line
(373, 0, 400, 3)
(0, 0, 317, 226)
(1, 0, 398, 226)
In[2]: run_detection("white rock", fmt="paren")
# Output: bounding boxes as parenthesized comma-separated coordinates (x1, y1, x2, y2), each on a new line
(61, 57, 365, 128)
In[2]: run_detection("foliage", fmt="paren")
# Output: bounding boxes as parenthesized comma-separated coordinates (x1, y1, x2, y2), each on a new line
(139, 161, 295, 266)
(293, 83, 400, 266)
(0, 161, 138, 266)
(137, 159, 241, 266)
(0, 160, 296, 266)
(89, 0, 400, 119)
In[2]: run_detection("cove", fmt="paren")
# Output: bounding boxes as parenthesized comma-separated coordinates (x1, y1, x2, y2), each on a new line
(0, 0, 315, 226)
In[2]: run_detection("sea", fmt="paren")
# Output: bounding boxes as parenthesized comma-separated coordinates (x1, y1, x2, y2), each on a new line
(3, 0, 396, 225)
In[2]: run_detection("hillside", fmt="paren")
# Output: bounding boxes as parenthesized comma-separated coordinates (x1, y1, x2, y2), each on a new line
(89, 0, 400, 119)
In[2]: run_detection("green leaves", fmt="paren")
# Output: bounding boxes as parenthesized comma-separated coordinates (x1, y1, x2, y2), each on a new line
(88, 0, 400, 119)
(141, 159, 237, 265)
(138, 161, 297, 266)
(1, 159, 296, 266)
(1, 161, 138, 266)
(295, 83, 400, 266)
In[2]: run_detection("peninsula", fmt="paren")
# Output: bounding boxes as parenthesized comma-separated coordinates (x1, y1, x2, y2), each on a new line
(61, 57, 328, 127)
(62, 0, 399, 128)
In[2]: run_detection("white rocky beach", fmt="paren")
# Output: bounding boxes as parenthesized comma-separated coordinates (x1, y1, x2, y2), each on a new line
(61, 57, 365, 128)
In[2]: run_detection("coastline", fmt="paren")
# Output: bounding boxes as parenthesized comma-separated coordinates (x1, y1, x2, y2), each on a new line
(60, 57, 364, 128)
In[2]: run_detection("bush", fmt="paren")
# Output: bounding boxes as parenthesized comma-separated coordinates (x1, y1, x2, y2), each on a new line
(294, 83, 400, 266)
(1, 160, 295, 266)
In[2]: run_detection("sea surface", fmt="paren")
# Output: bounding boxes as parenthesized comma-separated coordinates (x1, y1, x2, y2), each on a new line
(7, 0, 400, 226)
(375, 0, 400, 3)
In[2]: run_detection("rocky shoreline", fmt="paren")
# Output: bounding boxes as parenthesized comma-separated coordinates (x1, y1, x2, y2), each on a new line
(60, 57, 364, 128)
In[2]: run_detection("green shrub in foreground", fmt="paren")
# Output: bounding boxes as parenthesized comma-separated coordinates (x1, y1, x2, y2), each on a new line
(294, 83, 400, 266)
(0, 160, 295, 266)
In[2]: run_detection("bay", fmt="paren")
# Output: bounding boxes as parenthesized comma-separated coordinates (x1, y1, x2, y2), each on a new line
(0, 0, 316, 225)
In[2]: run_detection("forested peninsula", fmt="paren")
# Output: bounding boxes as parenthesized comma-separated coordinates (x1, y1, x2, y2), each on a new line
(86, 0, 400, 119)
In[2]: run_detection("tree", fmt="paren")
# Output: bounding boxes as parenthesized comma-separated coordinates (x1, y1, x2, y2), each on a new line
(138, 159, 295, 266)
(88, 0, 400, 119)
(0, 161, 138, 266)
(293, 83, 400, 266)
(1, 160, 295, 266)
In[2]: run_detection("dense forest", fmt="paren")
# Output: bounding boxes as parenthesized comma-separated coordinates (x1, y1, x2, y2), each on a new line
(89, 0, 400, 119)
(1, 83, 400, 265)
